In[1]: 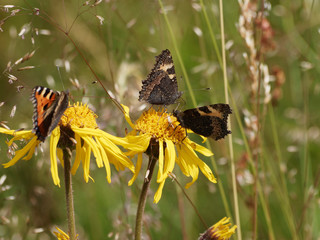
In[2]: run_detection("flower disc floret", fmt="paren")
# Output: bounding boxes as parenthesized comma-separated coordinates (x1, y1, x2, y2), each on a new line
(60, 102, 97, 128)
(135, 108, 185, 143)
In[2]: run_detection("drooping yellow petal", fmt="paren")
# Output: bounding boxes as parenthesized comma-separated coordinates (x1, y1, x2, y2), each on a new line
(3, 136, 38, 168)
(94, 136, 111, 183)
(157, 139, 164, 181)
(82, 141, 92, 182)
(82, 135, 103, 168)
(154, 180, 166, 203)
(72, 127, 101, 136)
(194, 157, 217, 183)
(121, 104, 135, 128)
(182, 141, 216, 184)
(186, 138, 213, 156)
(99, 136, 135, 173)
(22, 138, 39, 161)
(157, 140, 176, 183)
(128, 153, 143, 186)
(56, 148, 63, 166)
(0, 128, 35, 145)
(71, 133, 82, 175)
(175, 151, 189, 176)
(50, 128, 61, 187)
(106, 132, 150, 152)
(179, 143, 199, 189)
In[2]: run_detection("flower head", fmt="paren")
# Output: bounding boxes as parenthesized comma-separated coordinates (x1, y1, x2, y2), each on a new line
(122, 105, 216, 203)
(1, 102, 135, 186)
(199, 217, 237, 240)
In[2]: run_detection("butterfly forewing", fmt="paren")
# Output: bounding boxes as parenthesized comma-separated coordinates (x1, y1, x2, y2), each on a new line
(139, 49, 182, 105)
(31, 86, 69, 142)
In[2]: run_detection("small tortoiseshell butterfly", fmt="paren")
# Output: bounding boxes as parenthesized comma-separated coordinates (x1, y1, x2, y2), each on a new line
(173, 104, 232, 140)
(31, 86, 69, 142)
(139, 49, 182, 105)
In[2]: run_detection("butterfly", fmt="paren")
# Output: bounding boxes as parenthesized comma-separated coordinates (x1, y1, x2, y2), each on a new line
(139, 49, 182, 105)
(173, 104, 232, 140)
(31, 86, 69, 142)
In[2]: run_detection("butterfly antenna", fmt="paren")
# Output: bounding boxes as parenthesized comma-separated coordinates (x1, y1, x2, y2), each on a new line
(193, 87, 212, 91)
(56, 66, 65, 91)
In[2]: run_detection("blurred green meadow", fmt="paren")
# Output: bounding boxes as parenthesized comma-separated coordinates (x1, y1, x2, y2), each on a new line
(0, 0, 320, 239)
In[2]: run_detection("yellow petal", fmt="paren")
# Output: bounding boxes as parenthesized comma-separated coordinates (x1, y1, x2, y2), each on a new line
(57, 148, 63, 166)
(185, 138, 213, 156)
(3, 136, 38, 168)
(121, 104, 135, 128)
(192, 154, 217, 183)
(53, 226, 70, 240)
(0, 128, 35, 145)
(22, 138, 39, 160)
(128, 153, 143, 186)
(99, 136, 135, 173)
(175, 152, 188, 176)
(183, 141, 216, 183)
(94, 136, 111, 183)
(50, 128, 61, 187)
(157, 139, 164, 181)
(82, 135, 103, 168)
(82, 141, 92, 182)
(71, 133, 82, 175)
(158, 140, 176, 183)
(154, 180, 166, 203)
(179, 143, 199, 189)
(175, 147, 190, 177)
(72, 127, 101, 137)
(107, 132, 150, 152)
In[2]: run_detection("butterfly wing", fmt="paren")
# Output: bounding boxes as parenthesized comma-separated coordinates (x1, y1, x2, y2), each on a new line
(175, 104, 232, 140)
(47, 91, 69, 135)
(139, 49, 182, 105)
(31, 86, 69, 142)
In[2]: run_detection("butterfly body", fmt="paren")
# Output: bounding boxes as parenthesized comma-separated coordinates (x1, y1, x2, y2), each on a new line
(173, 104, 232, 140)
(31, 86, 69, 142)
(139, 49, 182, 105)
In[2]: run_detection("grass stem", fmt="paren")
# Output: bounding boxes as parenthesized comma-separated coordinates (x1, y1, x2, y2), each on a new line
(219, 1, 242, 239)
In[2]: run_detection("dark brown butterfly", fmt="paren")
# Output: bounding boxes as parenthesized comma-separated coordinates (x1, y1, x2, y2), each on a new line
(139, 49, 182, 105)
(173, 104, 232, 140)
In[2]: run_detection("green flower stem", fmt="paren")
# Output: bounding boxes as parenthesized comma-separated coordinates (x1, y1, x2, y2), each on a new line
(63, 148, 76, 240)
(135, 155, 157, 240)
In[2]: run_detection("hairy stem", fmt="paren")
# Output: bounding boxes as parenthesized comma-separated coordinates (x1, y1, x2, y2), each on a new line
(63, 148, 76, 240)
(135, 155, 157, 240)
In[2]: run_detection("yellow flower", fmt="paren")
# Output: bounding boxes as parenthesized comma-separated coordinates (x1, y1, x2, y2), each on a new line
(122, 105, 216, 203)
(199, 217, 237, 240)
(1, 102, 135, 186)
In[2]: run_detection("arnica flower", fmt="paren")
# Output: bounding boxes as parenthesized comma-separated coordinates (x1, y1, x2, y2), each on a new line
(198, 217, 237, 240)
(122, 105, 216, 203)
(1, 102, 135, 186)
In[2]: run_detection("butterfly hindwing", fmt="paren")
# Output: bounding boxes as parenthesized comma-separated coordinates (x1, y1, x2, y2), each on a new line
(31, 86, 69, 142)
(139, 49, 182, 105)
(173, 104, 232, 140)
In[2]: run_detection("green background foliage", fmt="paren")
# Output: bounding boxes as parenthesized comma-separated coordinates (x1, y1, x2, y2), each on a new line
(0, 0, 320, 239)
